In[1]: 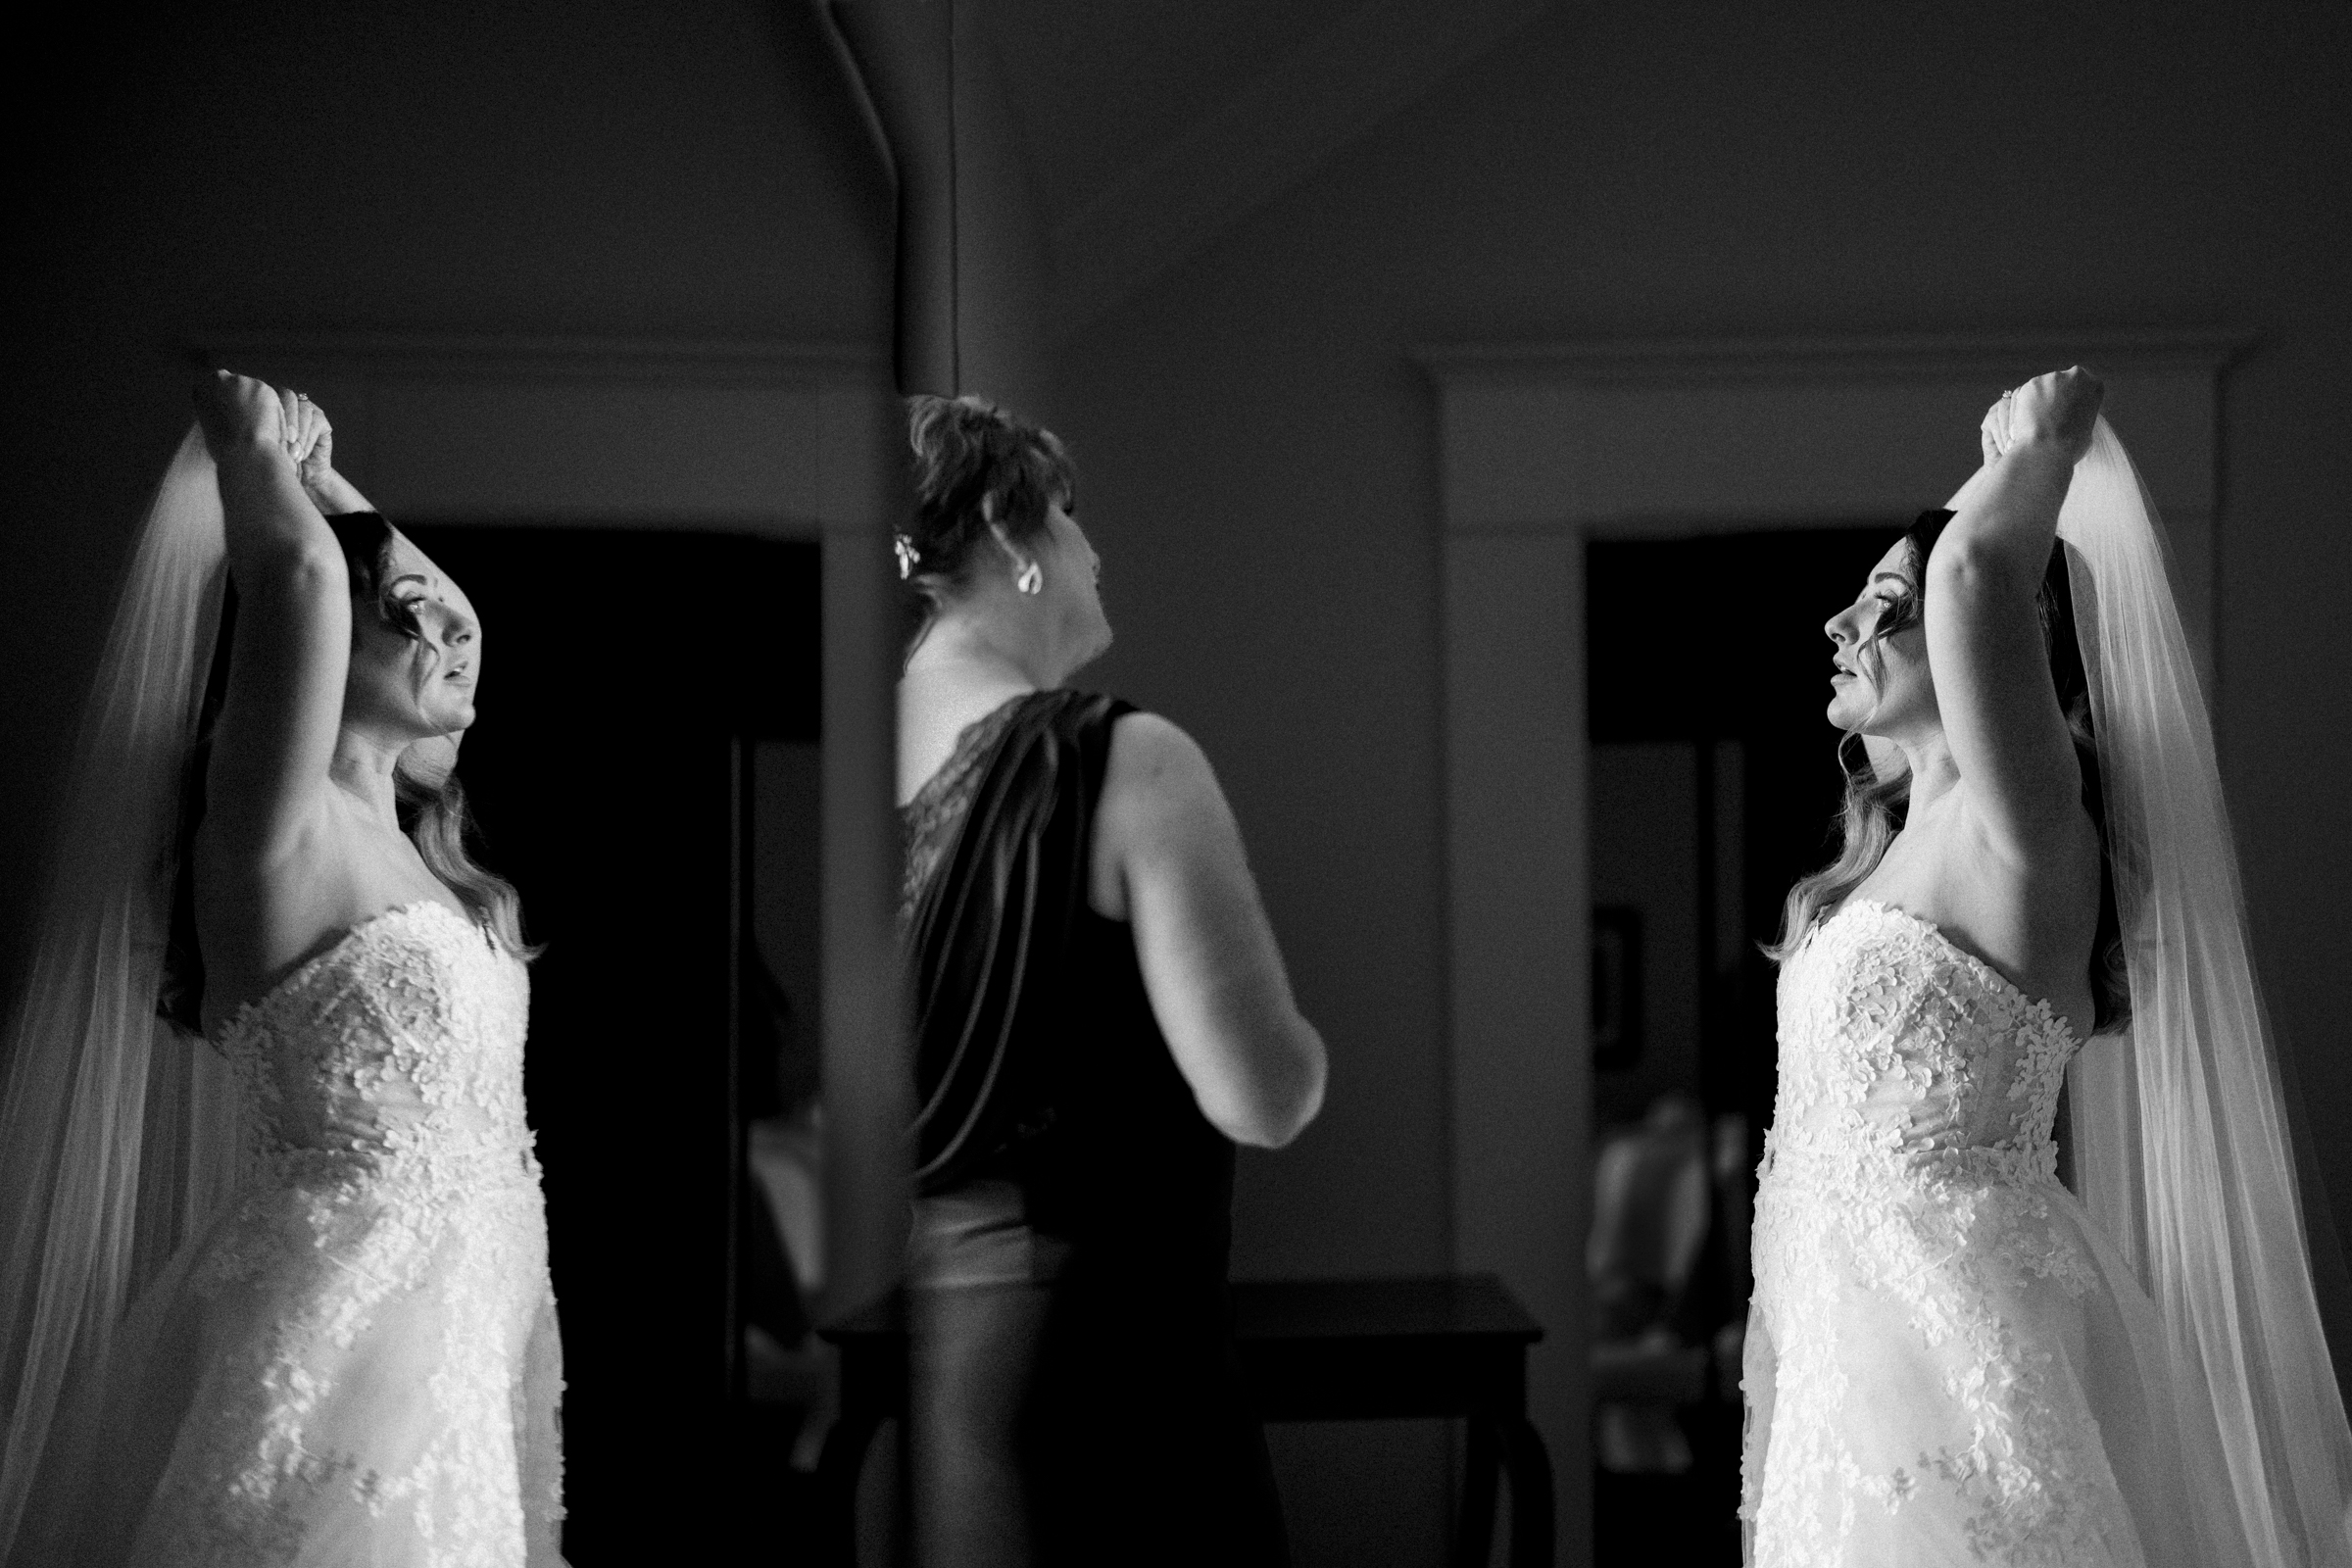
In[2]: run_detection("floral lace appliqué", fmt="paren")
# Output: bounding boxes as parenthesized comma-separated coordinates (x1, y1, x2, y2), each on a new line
(1743, 901, 2135, 1567)
(129, 901, 565, 1568)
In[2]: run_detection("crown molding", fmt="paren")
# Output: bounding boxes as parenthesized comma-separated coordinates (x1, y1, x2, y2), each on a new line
(186, 331, 885, 387)
(1419, 327, 2248, 539)
(1415, 327, 2258, 387)
(180, 331, 893, 528)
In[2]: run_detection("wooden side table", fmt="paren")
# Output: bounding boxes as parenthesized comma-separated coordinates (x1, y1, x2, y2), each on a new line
(816, 1272, 1551, 1567)
(1233, 1275, 1551, 1567)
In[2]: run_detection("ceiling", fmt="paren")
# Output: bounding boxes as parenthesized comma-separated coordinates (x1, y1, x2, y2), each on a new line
(969, 0, 1554, 333)
(979, 0, 1370, 224)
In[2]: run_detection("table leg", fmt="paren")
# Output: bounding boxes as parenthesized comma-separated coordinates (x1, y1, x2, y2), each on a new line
(814, 1404, 883, 1566)
(1452, 1418, 1500, 1567)
(1500, 1417, 1553, 1568)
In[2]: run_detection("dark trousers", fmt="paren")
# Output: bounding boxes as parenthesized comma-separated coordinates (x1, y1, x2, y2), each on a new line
(909, 1268, 1289, 1568)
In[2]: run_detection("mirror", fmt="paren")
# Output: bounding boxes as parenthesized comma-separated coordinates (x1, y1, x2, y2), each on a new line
(5, 3, 907, 1560)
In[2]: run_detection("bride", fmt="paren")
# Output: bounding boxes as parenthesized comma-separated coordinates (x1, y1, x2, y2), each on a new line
(1741, 367, 2352, 1565)
(0, 373, 564, 1565)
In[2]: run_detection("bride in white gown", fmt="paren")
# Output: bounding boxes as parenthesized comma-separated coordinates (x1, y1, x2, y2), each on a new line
(0, 374, 564, 1566)
(1743, 368, 2352, 1566)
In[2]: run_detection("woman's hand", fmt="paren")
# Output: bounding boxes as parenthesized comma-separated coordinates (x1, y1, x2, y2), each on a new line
(1985, 367, 2104, 466)
(285, 393, 374, 513)
(1979, 396, 2009, 466)
(193, 369, 291, 462)
(287, 393, 334, 488)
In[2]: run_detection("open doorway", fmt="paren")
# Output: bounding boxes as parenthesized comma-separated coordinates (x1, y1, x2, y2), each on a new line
(402, 524, 822, 1561)
(1584, 525, 1901, 1566)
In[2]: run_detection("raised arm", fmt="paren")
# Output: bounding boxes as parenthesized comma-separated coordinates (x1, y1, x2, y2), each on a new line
(1095, 713, 1328, 1149)
(193, 371, 355, 859)
(1921, 367, 2103, 858)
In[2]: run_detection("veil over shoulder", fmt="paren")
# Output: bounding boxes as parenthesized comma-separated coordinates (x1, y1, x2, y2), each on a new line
(2059, 418, 2352, 1565)
(0, 427, 243, 1558)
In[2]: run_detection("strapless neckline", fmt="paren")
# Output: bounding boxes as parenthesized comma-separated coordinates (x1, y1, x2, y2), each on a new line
(138, 889, 559, 1562)
(1827, 898, 2078, 1047)
(211, 899, 485, 1047)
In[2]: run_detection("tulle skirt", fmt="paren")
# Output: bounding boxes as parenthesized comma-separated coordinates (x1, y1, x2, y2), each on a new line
(1743, 1148, 2244, 1568)
(24, 1152, 564, 1568)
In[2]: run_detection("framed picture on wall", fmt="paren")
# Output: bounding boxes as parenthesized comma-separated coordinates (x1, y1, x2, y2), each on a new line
(1592, 905, 1643, 1071)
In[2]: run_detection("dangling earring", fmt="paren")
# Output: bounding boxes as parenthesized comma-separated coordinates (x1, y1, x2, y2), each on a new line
(1016, 561, 1043, 596)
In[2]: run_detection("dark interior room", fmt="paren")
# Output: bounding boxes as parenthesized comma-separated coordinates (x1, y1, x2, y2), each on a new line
(3, 2, 2348, 1564)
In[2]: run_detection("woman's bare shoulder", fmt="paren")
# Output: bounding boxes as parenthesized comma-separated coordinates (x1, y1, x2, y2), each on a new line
(1103, 710, 1220, 809)
(1092, 711, 1233, 918)
(193, 790, 438, 995)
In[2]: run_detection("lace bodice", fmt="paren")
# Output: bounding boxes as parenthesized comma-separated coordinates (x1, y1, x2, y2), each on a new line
(212, 899, 538, 1191)
(1767, 899, 2080, 1185)
(99, 898, 564, 1567)
(1742, 901, 2165, 1566)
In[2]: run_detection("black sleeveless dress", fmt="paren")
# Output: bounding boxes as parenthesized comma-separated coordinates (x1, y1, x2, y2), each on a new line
(901, 690, 1288, 1567)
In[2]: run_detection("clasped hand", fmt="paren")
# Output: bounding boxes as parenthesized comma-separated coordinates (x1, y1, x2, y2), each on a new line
(193, 368, 340, 500)
(1979, 366, 2104, 466)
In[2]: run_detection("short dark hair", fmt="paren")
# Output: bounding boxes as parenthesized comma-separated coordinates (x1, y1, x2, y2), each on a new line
(901, 394, 1076, 612)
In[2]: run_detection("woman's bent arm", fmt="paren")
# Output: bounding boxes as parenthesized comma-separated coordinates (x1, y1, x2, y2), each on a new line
(1097, 713, 1328, 1149)
(195, 373, 353, 860)
(1923, 368, 2102, 860)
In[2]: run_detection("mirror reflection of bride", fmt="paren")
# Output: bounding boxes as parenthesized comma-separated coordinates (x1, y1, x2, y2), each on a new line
(0, 375, 565, 1567)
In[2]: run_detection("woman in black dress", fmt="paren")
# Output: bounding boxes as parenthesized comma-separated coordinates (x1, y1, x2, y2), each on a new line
(897, 394, 1327, 1567)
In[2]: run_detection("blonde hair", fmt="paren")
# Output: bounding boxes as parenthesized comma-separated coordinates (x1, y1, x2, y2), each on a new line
(392, 746, 533, 959)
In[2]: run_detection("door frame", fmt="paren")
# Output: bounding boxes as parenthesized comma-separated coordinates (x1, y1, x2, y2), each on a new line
(1418, 327, 2246, 1560)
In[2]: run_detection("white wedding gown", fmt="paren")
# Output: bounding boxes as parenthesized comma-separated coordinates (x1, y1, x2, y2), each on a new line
(1743, 900, 2228, 1567)
(61, 900, 565, 1567)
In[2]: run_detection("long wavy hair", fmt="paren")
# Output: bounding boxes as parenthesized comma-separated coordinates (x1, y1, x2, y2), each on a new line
(159, 513, 532, 1033)
(1766, 511, 2130, 1033)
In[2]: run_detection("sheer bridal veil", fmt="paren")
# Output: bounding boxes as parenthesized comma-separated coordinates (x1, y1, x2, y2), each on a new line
(0, 427, 244, 1558)
(2060, 417, 2352, 1566)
